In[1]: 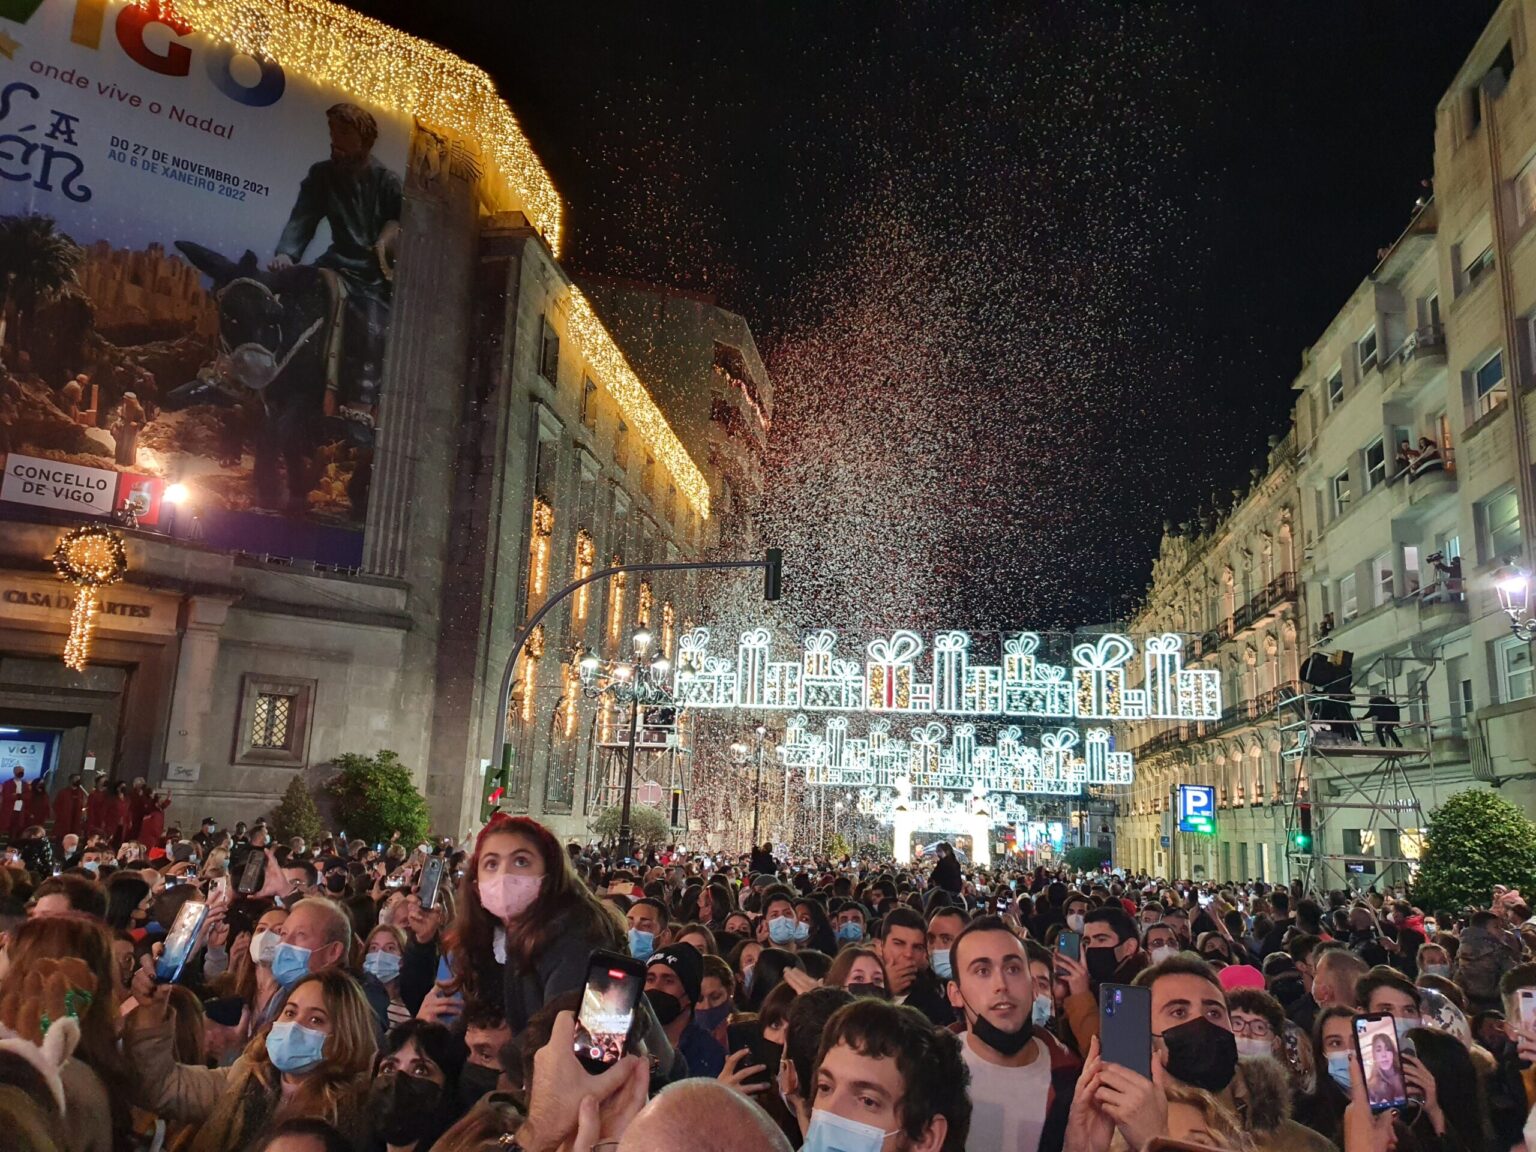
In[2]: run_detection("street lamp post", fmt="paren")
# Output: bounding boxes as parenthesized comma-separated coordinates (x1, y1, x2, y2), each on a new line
(1496, 565, 1536, 641)
(752, 724, 766, 847)
(578, 629, 671, 862)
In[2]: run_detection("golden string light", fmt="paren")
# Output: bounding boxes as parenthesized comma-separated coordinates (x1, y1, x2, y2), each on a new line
(662, 602, 675, 658)
(151, 0, 562, 250)
(529, 499, 554, 598)
(560, 663, 581, 739)
(567, 288, 711, 519)
(608, 558, 627, 643)
(573, 530, 595, 624)
(636, 580, 653, 628)
(133, 0, 708, 521)
(52, 525, 128, 672)
(522, 625, 546, 723)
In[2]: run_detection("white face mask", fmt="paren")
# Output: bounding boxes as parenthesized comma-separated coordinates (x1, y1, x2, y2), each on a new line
(802, 1109, 899, 1152)
(1236, 1036, 1273, 1060)
(1066, 913, 1085, 933)
(1149, 944, 1177, 966)
(249, 928, 278, 965)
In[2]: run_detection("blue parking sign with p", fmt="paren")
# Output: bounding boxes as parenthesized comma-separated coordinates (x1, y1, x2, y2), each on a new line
(1177, 785, 1215, 834)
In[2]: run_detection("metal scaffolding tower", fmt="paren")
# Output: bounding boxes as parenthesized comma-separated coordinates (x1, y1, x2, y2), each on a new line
(584, 707, 693, 834)
(1278, 682, 1434, 891)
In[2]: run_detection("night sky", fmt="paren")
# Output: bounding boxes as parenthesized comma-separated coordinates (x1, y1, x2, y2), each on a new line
(354, 0, 1500, 630)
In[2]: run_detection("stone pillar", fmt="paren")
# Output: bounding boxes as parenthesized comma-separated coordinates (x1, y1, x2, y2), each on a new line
(162, 596, 233, 780)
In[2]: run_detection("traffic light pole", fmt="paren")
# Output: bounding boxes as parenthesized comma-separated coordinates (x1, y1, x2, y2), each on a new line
(486, 550, 783, 814)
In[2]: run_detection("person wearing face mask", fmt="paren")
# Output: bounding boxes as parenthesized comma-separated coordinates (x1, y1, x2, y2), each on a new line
(945, 916, 1081, 1151)
(1415, 942, 1453, 984)
(832, 900, 869, 947)
(646, 943, 725, 1078)
(124, 969, 378, 1152)
(1059, 907, 1146, 1055)
(1062, 892, 1090, 938)
(1226, 988, 1288, 1064)
(696, 955, 737, 1049)
(444, 814, 623, 1036)
(760, 890, 808, 951)
(363, 924, 412, 1028)
(263, 898, 392, 1039)
(776, 986, 855, 1143)
(395, 886, 453, 1021)
(369, 1019, 468, 1151)
(626, 897, 669, 961)
(825, 946, 890, 999)
(1138, 955, 1333, 1152)
(1143, 922, 1182, 968)
(804, 998, 970, 1152)
(926, 906, 967, 985)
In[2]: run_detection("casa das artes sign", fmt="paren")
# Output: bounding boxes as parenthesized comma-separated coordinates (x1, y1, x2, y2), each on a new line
(673, 629, 1222, 722)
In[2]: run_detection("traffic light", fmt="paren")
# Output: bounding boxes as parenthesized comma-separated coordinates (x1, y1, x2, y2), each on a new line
(482, 745, 512, 823)
(1291, 802, 1314, 853)
(764, 547, 783, 601)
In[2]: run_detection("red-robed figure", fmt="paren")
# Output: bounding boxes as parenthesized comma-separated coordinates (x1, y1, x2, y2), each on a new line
(20, 781, 50, 832)
(52, 774, 88, 840)
(85, 778, 111, 839)
(0, 766, 27, 840)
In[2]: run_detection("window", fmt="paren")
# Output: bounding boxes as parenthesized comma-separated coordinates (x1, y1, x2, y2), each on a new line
(1342, 829, 1377, 858)
(664, 483, 676, 524)
(539, 321, 560, 383)
(1358, 328, 1378, 374)
(251, 693, 293, 749)
(235, 675, 315, 766)
(613, 419, 629, 470)
(641, 455, 655, 499)
(1498, 636, 1535, 702)
(1518, 153, 1536, 228)
(1374, 553, 1394, 605)
(1339, 572, 1358, 621)
(580, 377, 598, 429)
(1326, 368, 1344, 410)
(1404, 545, 1421, 595)
(1483, 488, 1522, 561)
(1331, 469, 1351, 519)
(1460, 216, 1495, 292)
(1365, 438, 1386, 490)
(1475, 350, 1508, 417)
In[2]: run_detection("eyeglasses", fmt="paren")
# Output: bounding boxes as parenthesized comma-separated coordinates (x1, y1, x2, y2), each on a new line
(1230, 1016, 1273, 1038)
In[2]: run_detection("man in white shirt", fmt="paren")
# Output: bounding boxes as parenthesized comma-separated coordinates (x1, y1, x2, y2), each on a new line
(946, 915, 1080, 1151)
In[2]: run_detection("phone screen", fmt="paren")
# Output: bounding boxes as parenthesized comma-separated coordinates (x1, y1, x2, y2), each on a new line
(237, 849, 266, 895)
(419, 857, 446, 910)
(1519, 988, 1536, 1031)
(1099, 983, 1152, 1080)
(155, 901, 210, 983)
(1354, 1014, 1409, 1112)
(573, 951, 646, 1074)
(1057, 930, 1081, 962)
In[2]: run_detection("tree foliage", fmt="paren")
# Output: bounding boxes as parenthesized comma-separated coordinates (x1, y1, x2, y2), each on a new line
(268, 776, 325, 846)
(1064, 845, 1112, 873)
(0, 214, 83, 346)
(591, 804, 672, 848)
(825, 833, 853, 860)
(1412, 789, 1536, 912)
(325, 750, 430, 846)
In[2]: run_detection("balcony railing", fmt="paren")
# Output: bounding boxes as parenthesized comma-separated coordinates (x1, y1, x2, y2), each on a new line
(1132, 679, 1299, 755)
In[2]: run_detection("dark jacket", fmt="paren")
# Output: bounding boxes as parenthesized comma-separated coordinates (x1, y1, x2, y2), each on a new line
(900, 968, 956, 1028)
(503, 909, 624, 1034)
(1036, 1026, 1082, 1152)
(931, 853, 963, 895)
(400, 935, 440, 1017)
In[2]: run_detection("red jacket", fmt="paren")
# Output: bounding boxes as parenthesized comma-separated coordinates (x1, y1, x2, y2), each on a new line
(85, 788, 111, 837)
(20, 789, 50, 831)
(0, 778, 23, 823)
(53, 786, 87, 839)
(137, 805, 166, 844)
(106, 796, 130, 841)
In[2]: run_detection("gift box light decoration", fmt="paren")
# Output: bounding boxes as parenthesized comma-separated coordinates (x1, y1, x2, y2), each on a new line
(856, 787, 1033, 833)
(673, 628, 1220, 722)
(52, 525, 128, 672)
(781, 717, 1134, 795)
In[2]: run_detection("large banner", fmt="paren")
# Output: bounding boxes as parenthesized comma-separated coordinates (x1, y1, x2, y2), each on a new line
(0, 0, 410, 562)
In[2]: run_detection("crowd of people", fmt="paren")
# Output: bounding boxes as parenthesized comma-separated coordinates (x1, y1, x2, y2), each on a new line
(2, 804, 1536, 1152)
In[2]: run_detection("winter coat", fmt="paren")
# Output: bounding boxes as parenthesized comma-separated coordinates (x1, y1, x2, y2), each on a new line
(500, 908, 625, 1034)
(1453, 923, 1521, 1013)
(52, 786, 87, 839)
(1232, 1055, 1335, 1152)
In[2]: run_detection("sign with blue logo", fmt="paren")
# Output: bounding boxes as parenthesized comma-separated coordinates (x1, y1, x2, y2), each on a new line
(1176, 785, 1216, 835)
(1159, 835, 1171, 848)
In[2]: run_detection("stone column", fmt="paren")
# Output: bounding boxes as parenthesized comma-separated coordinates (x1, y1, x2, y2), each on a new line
(162, 596, 233, 780)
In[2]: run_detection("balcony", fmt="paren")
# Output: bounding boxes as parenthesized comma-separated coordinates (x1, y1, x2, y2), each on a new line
(1388, 325, 1447, 400)
(1418, 578, 1468, 632)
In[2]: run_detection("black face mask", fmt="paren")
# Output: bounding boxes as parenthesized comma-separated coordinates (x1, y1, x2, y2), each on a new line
(457, 1062, 500, 1110)
(1160, 1018, 1238, 1093)
(1085, 945, 1121, 984)
(961, 992, 1034, 1056)
(370, 1070, 446, 1145)
(646, 989, 685, 1026)
(326, 874, 348, 894)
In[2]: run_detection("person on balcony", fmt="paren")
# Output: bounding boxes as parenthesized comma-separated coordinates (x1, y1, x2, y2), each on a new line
(1410, 436, 1443, 477)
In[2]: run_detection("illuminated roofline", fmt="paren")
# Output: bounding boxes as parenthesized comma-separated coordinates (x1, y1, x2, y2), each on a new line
(160, 0, 563, 255)
(156, 0, 711, 517)
(567, 286, 712, 519)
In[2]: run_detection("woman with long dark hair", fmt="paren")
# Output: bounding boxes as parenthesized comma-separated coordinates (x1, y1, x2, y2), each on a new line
(443, 814, 623, 1033)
